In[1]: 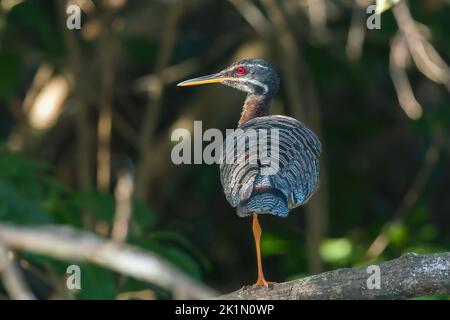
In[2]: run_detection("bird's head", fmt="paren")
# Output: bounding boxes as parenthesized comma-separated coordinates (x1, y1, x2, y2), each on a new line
(177, 58, 280, 98)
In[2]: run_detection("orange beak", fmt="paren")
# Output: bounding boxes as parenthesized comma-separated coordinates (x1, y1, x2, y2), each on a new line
(177, 73, 227, 87)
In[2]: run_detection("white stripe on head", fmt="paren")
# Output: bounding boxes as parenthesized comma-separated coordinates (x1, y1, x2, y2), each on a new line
(245, 63, 270, 70)
(242, 78, 268, 94)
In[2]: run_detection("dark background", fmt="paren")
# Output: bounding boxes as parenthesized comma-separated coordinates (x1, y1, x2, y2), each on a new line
(0, 0, 449, 299)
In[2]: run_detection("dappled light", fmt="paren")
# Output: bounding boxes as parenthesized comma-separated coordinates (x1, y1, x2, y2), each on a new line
(0, 0, 448, 302)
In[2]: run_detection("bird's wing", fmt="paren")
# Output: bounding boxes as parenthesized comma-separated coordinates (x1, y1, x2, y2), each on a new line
(219, 127, 260, 207)
(219, 115, 321, 208)
(266, 116, 321, 208)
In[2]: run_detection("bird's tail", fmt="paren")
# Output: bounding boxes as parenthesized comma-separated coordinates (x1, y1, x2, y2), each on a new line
(237, 187, 289, 218)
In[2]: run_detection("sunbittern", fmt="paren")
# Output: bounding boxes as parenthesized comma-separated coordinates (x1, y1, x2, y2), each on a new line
(178, 58, 321, 287)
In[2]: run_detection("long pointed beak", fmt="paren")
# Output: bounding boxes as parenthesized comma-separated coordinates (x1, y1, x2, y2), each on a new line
(177, 73, 227, 87)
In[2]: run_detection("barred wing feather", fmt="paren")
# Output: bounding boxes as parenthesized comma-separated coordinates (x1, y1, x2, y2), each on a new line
(219, 115, 321, 213)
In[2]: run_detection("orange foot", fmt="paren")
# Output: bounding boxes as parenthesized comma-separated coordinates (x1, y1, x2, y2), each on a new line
(252, 278, 275, 288)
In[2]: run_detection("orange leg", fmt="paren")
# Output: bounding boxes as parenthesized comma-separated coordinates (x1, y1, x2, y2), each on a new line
(252, 213, 272, 287)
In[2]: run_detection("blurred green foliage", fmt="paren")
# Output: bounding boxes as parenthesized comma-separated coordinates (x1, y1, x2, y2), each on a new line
(0, 147, 202, 298)
(0, 0, 449, 299)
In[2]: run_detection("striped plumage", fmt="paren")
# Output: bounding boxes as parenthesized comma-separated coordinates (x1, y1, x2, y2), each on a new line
(220, 115, 321, 218)
(178, 58, 321, 287)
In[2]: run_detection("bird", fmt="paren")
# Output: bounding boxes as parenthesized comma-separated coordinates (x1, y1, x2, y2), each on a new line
(178, 58, 321, 287)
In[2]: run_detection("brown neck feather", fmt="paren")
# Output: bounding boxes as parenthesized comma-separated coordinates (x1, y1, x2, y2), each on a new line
(238, 95, 270, 127)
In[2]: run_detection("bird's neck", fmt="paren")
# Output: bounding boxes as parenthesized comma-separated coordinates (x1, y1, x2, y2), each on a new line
(238, 94, 271, 127)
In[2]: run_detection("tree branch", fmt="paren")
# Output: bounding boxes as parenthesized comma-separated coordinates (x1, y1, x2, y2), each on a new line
(221, 252, 450, 300)
(0, 245, 36, 300)
(0, 223, 216, 299)
(1, 223, 448, 300)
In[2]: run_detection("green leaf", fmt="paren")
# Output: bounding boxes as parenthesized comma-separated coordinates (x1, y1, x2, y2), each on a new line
(75, 264, 116, 299)
(0, 50, 21, 100)
(8, 1, 63, 58)
(320, 238, 353, 264)
(161, 247, 202, 280)
(388, 223, 408, 246)
(0, 179, 51, 224)
(22, 252, 68, 274)
(148, 231, 211, 272)
(261, 233, 288, 256)
(141, 241, 202, 280)
(72, 190, 115, 223)
(132, 200, 158, 233)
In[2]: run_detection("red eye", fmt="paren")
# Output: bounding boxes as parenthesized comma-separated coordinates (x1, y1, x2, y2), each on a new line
(236, 66, 246, 75)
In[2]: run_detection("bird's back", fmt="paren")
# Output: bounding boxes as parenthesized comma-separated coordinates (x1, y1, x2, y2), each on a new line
(219, 115, 321, 217)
